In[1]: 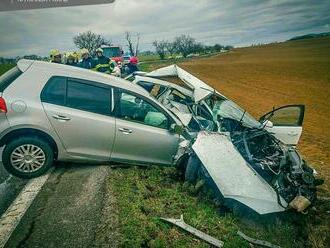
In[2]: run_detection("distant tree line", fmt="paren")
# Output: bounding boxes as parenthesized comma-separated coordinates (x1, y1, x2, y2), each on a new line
(153, 35, 233, 60)
(0, 55, 47, 64)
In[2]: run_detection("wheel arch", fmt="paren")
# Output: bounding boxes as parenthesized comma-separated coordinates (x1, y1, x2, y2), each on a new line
(0, 128, 58, 159)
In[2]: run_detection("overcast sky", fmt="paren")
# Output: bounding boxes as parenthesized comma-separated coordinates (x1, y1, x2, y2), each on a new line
(0, 0, 329, 57)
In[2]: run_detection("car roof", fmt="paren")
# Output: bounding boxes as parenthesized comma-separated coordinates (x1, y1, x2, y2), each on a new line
(134, 75, 193, 97)
(18, 59, 149, 97)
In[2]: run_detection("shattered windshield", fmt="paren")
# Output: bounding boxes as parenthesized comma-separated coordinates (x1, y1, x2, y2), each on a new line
(209, 99, 262, 129)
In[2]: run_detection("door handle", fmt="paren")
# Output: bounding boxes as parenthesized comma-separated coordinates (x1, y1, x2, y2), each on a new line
(118, 128, 133, 134)
(52, 114, 71, 121)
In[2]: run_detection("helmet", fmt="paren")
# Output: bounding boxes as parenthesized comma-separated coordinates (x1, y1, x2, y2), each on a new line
(73, 51, 81, 60)
(96, 48, 104, 53)
(49, 49, 61, 58)
(80, 48, 89, 55)
(129, 56, 138, 65)
(66, 52, 75, 60)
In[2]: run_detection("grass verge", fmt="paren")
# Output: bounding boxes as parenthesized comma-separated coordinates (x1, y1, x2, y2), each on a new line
(108, 166, 318, 248)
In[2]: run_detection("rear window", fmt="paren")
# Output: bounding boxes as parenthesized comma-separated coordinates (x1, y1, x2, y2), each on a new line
(40, 76, 66, 105)
(0, 66, 23, 92)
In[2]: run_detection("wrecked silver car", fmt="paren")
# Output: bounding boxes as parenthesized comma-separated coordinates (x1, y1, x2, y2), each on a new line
(130, 65, 323, 215)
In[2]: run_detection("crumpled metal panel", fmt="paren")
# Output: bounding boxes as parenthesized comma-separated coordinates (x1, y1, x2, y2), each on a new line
(192, 132, 287, 214)
(146, 65, 226, 102)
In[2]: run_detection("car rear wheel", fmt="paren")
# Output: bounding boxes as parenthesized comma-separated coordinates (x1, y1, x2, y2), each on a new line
(2, 136, 54, 178)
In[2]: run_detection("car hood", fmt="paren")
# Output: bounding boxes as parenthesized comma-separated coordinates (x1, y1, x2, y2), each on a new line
(192, 131, 286, 214)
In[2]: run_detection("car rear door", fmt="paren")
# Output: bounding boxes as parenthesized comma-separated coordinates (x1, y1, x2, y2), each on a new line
(259, 105, 305, 145)
(41, 76, 116, 161)
(111, 89, 179, 165)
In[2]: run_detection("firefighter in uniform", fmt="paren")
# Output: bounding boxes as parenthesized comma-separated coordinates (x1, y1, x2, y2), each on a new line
(93, 48, 115, 74)
(65, 52, 78, 67)
(79, 48, 94, 69)
(49, 49, 62, 63)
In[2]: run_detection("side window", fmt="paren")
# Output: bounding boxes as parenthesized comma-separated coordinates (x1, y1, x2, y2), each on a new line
(260, 105, 304, 126)
(41, 76, 66, 105)
(67, 80, 111, 115)
(117, 92, 169, 129)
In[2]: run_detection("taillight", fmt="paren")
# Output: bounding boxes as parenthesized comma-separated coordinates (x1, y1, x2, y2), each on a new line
(0, 97, 7, 113)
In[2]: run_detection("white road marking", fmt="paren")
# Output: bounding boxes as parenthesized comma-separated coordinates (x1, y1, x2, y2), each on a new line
(0, 171, 52, 248)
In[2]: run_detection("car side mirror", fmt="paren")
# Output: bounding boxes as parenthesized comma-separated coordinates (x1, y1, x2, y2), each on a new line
(170, 123, 184, 135)
(262, 120, 273, 128)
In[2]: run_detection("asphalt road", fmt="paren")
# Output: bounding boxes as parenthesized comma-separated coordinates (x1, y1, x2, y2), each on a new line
(4, 164, 119, 248)
(0, 147, 28, 217)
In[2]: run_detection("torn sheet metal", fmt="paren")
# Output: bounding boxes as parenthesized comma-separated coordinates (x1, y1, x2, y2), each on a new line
(237, 231, 282, 248)
(146, 65, 226, 102)
(192, 132, 287, 214)
(161, 215, 224, 247)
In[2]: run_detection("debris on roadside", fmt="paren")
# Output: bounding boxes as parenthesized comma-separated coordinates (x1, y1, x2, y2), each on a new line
(160, 214, 224, 247)
(237, 230, 281, 248)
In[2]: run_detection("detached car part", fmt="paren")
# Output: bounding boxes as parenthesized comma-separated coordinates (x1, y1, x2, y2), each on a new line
(161, 215, 224, 247)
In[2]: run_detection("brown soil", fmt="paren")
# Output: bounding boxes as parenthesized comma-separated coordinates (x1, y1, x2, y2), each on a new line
(180, 37, 330, 194)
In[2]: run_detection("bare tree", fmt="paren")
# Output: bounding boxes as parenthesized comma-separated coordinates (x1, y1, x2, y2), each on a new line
(125, 31, 134, 56)
(135, 33, 140, 56)
(73, 31, 111, 55)
(152, 40, 167, 60)
(125, 31, 140, 56)
(165, 41, 176, 57)
(173, 35, 197, 57)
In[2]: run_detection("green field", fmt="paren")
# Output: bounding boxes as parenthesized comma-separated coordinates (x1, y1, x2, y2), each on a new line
(0, 64, 15, 75)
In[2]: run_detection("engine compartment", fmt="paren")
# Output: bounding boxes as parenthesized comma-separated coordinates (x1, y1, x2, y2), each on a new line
(230, 128, 321, 211)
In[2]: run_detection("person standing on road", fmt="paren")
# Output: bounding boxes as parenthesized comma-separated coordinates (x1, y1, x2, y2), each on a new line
(125, 56, 139, 74)
(93, 48, 112, 73)
(79, 48, 94, 69)
(49, 49, 62, 64)
(65, 52, 78, 67)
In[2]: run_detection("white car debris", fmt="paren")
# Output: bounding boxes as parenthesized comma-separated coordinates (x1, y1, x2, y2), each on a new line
(129, 64, 323, 215)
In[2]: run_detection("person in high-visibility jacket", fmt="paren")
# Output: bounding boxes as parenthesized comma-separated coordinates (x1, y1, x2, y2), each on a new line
(93, 48, 114, 74)
(49, 49, 62, 63)
(65, 52, 78, 67)
(79, 48, 94, 69)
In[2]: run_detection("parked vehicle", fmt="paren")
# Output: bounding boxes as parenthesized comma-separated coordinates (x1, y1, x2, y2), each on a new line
(101, 45, 124, 64)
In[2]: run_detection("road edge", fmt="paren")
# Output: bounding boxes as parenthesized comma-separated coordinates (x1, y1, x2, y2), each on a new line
(0, 170, 53, 248)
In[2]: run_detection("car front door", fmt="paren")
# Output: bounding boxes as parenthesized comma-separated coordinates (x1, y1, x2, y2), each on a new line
(41, 76, 116, 161)
(111, 89, 179, 165)
(259, 105, 305, 145)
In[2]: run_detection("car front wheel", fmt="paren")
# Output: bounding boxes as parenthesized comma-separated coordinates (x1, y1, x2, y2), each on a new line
(2, 136, 54, 179)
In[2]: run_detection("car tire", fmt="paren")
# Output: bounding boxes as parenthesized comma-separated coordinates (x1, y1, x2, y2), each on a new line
(185, 155, 201, 183)
(2, 136, 54, 179)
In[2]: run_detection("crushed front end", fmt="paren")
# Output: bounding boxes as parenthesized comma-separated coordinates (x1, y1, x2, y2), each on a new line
(231, 129, 323, 212)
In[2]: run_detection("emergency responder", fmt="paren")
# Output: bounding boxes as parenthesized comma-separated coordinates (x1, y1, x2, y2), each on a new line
(125, 56, 139, 74)
(93, 48, 111, 73)
(49, 49, 62, 63)
(79, 48, 94, 69)
(65, 52, 78, 67)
